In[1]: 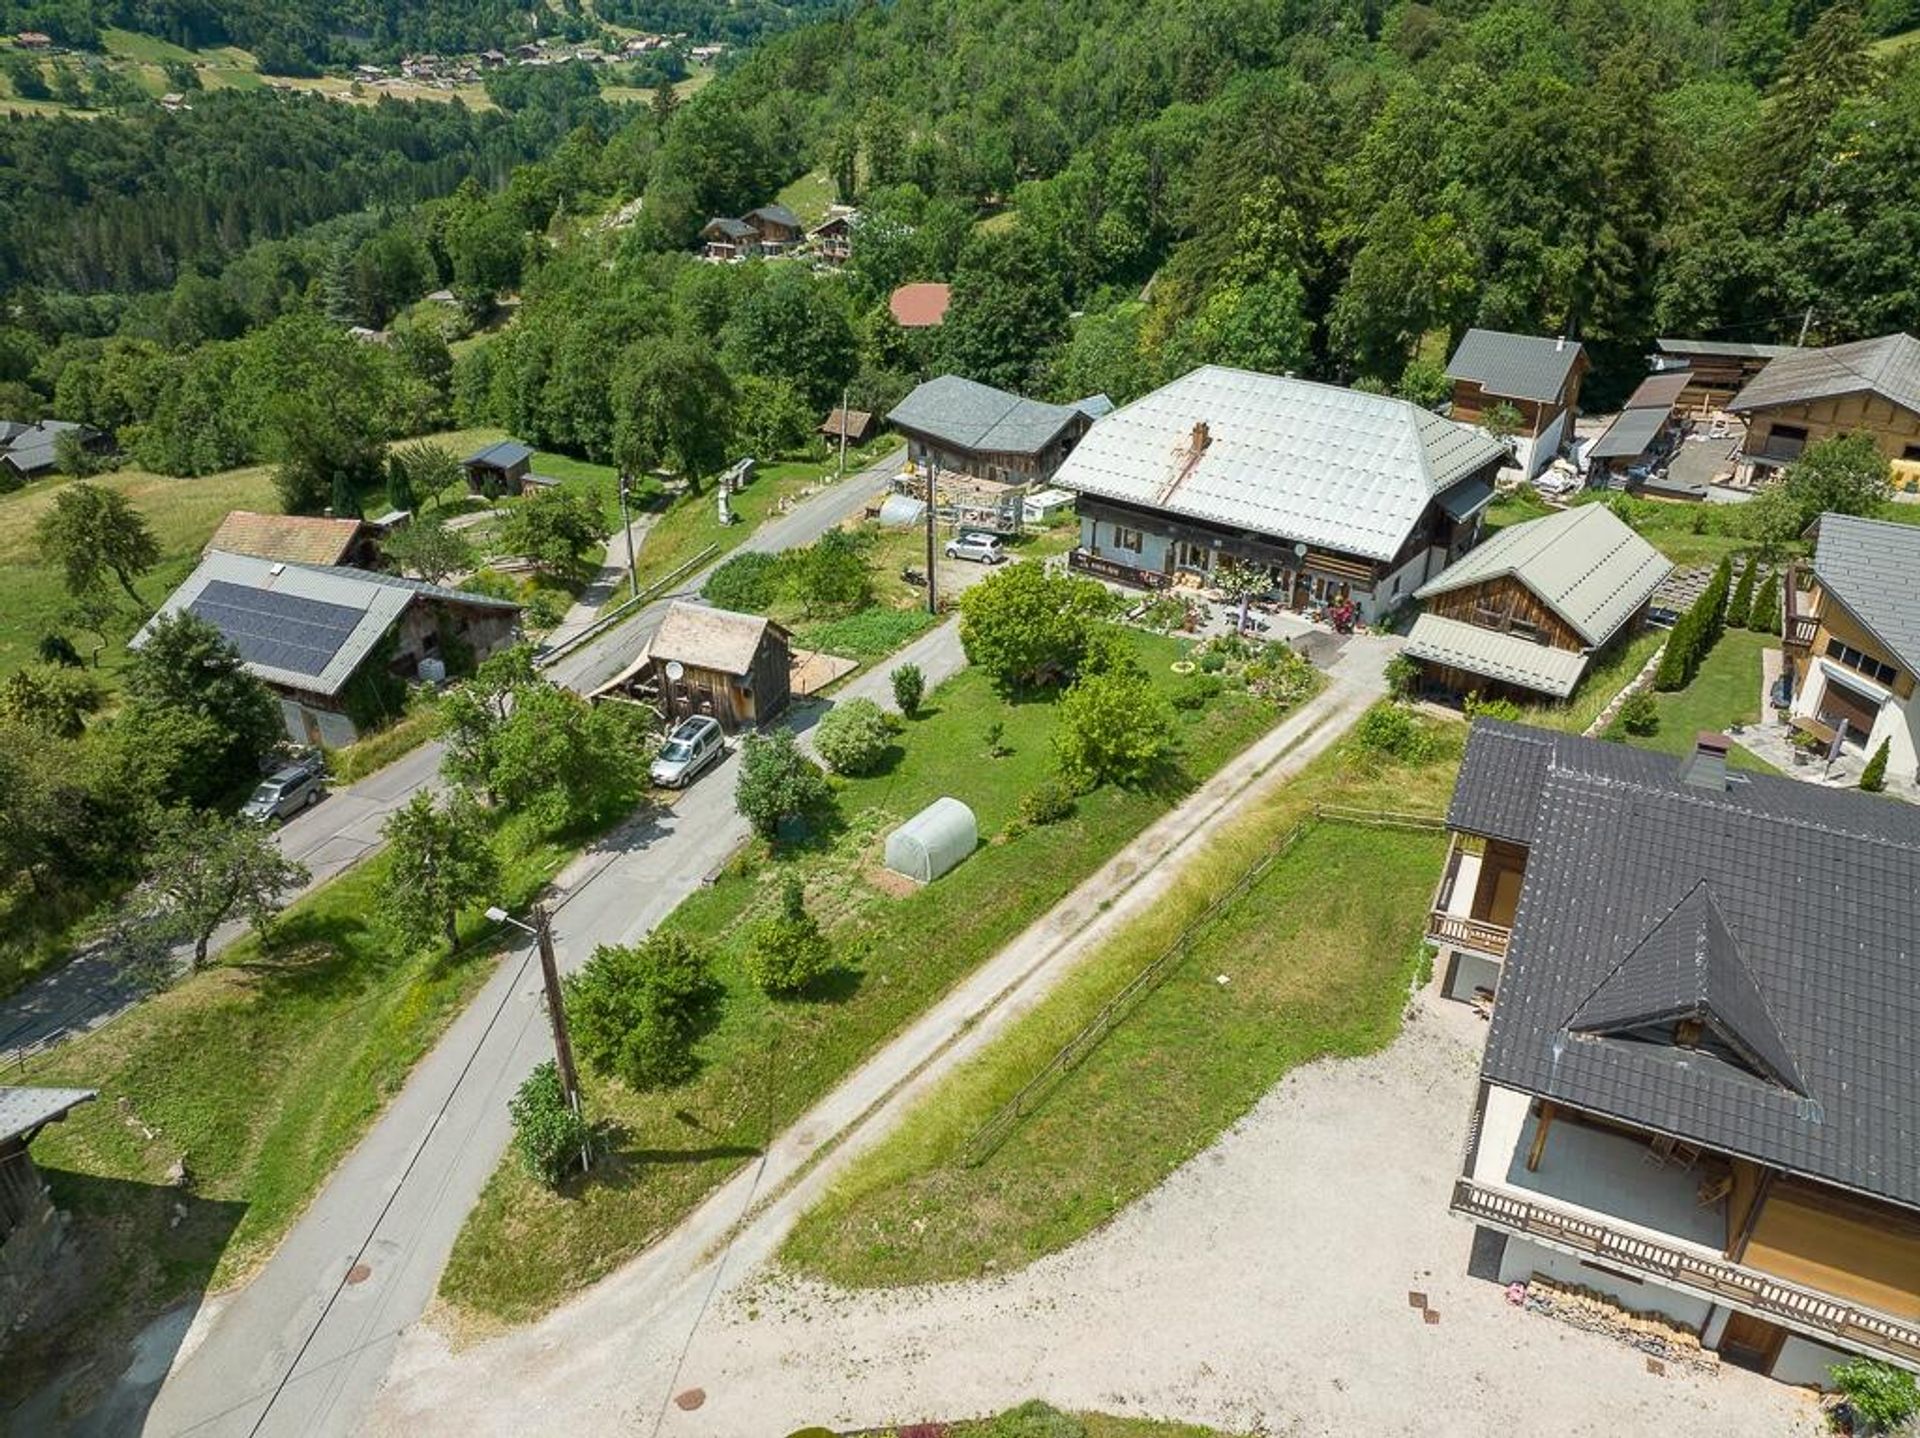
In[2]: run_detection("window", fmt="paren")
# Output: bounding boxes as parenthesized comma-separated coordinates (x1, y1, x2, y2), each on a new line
(1772, 424, 1808, 442)
(1826, 638, 1898, 687)
(1903, 444, 1920, 462)
(1112, 525, 1144, 554)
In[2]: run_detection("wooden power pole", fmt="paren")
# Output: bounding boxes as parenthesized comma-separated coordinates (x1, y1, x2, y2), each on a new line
(924, 458, 939, 617)
(532, 901, 590, 1172)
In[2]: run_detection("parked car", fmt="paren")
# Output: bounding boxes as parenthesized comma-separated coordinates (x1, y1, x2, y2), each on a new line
(650, 715, 725, 788)
(944, 532, 1008, 564)
(241, 756, 327, 823)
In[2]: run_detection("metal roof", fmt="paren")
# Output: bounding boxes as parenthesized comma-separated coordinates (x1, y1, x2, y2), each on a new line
(1446, 329, 1584, 405)
(464, 439, 534, 469)
(645, 601, 779, 676)
(135, 551, 519, 697)
(1403, 614, 1589, 697)
(0, 1085, 96, 1144)
(1810, 512, 1920, 676)
(1656, 337, 1802, 361)
(1453, 720, 1920, 1209)
(1, 418, 89, 476)
(1623, 370, 1694, 411)
(887, 375, 1082, 458)
(1729, 332, 1920, 416)
(1587, 406, 1672, 462)
(1048, 365, 1508, 563)
(1414, 502, 1671, 646)
(1073, 393, 1115, 419)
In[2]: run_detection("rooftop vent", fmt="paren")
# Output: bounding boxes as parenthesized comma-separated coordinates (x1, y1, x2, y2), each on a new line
(1681, 731, 1730, 791)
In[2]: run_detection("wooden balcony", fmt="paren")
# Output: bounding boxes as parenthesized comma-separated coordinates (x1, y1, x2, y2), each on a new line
(1427, 910, 1511, 959)
(1452, 1177, 1920, 1369)
(1784, 614, 1818, 649)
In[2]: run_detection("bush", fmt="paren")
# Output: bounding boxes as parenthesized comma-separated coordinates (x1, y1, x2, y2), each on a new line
(509, 1061, 590, 1188)
(1197, 649, 1228, 674)
(735, 729, 832, 842)
(1171, 673, 1226, 710)
(1353, 701, 1436, 762)
(890, 662, 925, 717)
(1860, 738, 1890, 793)
(1053, 669, 1176, 789)
(1017, 776, 1077, 827)
(1653, 612, 1699, 691)
(565, 931, 715, 1091)
(1462, 694, 1523, 722)
(745, 877, 832, 996)
(1829, 1358, 1920, 1433)
(1618, 689, 1660, 736)
(1384, 651, 1421, 700)
(972, 1402, 1085, 1438)
(1748, 571, 1781, 633)
(704, 550, 787, 612)
(813, 696, 895, 775)
(1728, 554, 1757, 630)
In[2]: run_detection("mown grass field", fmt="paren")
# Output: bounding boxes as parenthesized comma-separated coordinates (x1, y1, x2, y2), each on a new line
(5, 799, 604, 1398)
(780, 720, 1458, 1288)
(437, 630, 1306, 1323)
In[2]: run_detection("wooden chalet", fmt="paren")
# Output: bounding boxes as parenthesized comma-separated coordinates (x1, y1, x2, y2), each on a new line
(461, 439, 535, 498)
(1727, 333, 1920, 492)
(1446, 330, 1588, 480)
(602, 601, 793, 732)
(1653, 338, 1801, 411)
(808, 211, 855, 266)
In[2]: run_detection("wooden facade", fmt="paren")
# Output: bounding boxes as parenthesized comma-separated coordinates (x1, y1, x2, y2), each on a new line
(1737, 389, 1920, 491)
(1449, 351, 1589, 438)
(1421, 573, 1587, 652)
(652, 624, 792, 733)
(894, 415, 1090, 490)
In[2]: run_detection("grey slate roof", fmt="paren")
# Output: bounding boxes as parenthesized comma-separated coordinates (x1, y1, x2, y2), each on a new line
(1446, 329, 1584, 406)
(135, 550, 519, 697)
(1, 418, 90, 476)
(1415, 503, 1671, 647)
(887, 375, 1082, 458)
(464, 439, 533, 469)
(1809, 512, 1920, 676)
(1403, 614, 1590, 697)
(0, 1085, 96, 1144)
(1587, 406, 1671, 462)
(1729, 332, 1920, 417)
(1455, 720, 1920, 1210)
(745, 204, 801, 230)
(1048, 365, 1508, 563)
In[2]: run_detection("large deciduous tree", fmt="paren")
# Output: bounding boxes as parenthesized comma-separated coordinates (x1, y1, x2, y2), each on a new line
(377, 790, 502, 953)
(612, 335, 735, 489)
(734, 729, 830, 844)
(958, 564, 1112, 690)
(124, 612, 282, 808)
(566, 930, 716, 1091)
(35, 482, 160, 607)
(132, 807, 310, 969)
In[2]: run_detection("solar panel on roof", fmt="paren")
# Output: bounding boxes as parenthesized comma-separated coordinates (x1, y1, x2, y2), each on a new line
(189, 580, 367, 680)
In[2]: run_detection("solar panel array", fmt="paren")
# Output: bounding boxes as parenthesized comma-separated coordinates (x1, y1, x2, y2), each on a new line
(189, 580, 366, 680)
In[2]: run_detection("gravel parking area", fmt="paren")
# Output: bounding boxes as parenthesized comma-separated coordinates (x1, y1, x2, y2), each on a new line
(376, 988, 1812, 1437)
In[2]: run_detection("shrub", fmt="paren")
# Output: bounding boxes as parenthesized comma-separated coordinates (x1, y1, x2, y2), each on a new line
(890, 662, 925, 717)
(1053, 669, 1176, 789)
(704, 550, 787, 612)
(1860, 738, 1890, 793)
(1653, 612, 1698, 691)
(1829, 1358, 1919, 1433)
(1748, 571, 1781, 633)
(509, 1061, 591, 1187)
(1017, 776, 1077, 827)
(1462, 694, 1523, 722)
(813, 696, 895, 776)
(1618, 690, 1660, 736)
(1171, 673, 1226, 710)
(1353, 700, 1436, 761)
(1197, 649, 1228, 673)
(1728, 553, 1756, 630)
(983, 719, 1008, 757)
(735, 729, 832, 842)
(565, 931, 715, 1091)
(745, 877, 832, 996)
(1384, 652, 1421, 700)
(973, 1402, 1085, 1438)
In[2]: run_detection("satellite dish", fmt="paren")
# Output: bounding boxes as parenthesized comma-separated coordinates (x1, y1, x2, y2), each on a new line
(1293, 542, 1308, 560)
(665, 660, 685, 682)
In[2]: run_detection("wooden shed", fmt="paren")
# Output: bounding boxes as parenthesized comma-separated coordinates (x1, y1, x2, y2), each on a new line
(1, 1086, 96, 1325)
(637, 601, 793, 732)
(461, 439, 534, 499)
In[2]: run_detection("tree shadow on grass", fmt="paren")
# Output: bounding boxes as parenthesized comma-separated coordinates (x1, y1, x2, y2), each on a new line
(569, 1122, 761, 1195)
(234, 909, 397, 1004)
(4, 1171, 246, 1438)
(795, 962, 864, 1005)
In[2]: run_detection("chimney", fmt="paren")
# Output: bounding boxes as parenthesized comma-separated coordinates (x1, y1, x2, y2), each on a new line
(1681, 731, 1730, 791)
(1191, 420, 1211, 452)
(1556, 335, 1566, 353)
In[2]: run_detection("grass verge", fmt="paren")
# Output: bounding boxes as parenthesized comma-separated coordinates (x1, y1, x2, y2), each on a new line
(1519, 627, 1663, 735)
(779, 720, 1458, 1288)
(437, 631, 1299, 1324)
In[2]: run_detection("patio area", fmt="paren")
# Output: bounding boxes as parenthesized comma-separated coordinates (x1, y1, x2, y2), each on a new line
(1732, 648, 1920, 803)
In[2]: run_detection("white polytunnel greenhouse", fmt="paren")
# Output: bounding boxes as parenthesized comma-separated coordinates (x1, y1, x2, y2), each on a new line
(883, 796, 977, 884)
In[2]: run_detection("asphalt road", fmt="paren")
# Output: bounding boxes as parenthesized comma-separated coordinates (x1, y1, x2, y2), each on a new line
(86, 457, 908, 1438)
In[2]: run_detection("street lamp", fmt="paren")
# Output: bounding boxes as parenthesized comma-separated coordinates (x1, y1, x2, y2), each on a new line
(487, 901, 590, 1172)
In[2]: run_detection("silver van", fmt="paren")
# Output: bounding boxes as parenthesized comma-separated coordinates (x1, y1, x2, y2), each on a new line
(241, 757, 327, 823)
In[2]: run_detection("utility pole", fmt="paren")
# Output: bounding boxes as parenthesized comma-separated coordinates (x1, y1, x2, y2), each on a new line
(924, 456, 939, 617)
(837, 385, 849, 478)
(533, 902, 590, 1173)
(617, 470, 639, 600)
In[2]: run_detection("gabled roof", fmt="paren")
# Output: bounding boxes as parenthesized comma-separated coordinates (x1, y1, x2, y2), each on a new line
(1, 418, 92, 476)
(888, 282, 952, 328)
(887, 375, 1082, 458)
(206, 511, 367, 567)
(1050, 366, 1508, 563)
(819, 408, 874, 441)
(646, 601, 782, 676)
(1567, 882, 1806, 1096)
(0, 1085, 96, 1145)
(745, 203, 802, 230)
(1446, 329, 1585, 406)
(135, 551, 519, 697)
(702, 217, 757, 240)
(1454, 720, 1920, 1209)
(1416, 504, 1670, 647)
(464, 439, 533, 469)
(1729, 332, 1920, 417)
(1809, 512, 1920, 676)
(1402, 614, 1590, 697)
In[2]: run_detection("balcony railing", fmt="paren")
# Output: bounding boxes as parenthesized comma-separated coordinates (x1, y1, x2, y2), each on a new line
(1427, 910, 1511, 960)
(1452, 1177, 1920, 1367)
(1785, 614, 1818, 648)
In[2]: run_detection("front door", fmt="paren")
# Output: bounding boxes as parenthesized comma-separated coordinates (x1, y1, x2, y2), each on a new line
(1717, 1311, 1787, 1374)
(1818, 673, 1881, 745)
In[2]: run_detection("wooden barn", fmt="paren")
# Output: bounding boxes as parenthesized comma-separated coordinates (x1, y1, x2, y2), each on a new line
(607, 602, 793, 732)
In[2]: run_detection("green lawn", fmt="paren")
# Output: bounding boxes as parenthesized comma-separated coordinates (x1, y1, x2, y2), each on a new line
(774, 169, 839, 227)
(1484, 491, 1760, 569)
(437, 630, 1303, 1323)
(1518, 628, 1664, 735)
(6, 801, 596, 1394)
(1624, 627, 1779, 772)
(780, 724, 1458, 1288)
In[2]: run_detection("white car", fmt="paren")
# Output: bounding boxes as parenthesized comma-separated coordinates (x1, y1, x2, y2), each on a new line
(944, 532, 1008, 564)
(650, 715, 725, 788)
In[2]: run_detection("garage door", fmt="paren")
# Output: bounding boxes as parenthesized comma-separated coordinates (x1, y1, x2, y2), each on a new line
(1818, 674, 1882, 744)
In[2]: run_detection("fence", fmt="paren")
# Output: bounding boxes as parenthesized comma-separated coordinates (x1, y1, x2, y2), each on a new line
(955, 804, 1445, 1168)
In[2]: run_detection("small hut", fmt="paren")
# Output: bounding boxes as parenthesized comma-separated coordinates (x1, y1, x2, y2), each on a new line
(599, 601, 793, 732)
(461, 439, 534, 499)
(884, 797, 977, 883)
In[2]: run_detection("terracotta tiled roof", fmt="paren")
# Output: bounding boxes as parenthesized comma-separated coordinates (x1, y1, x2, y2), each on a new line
(205, 511, 366, 567)
(889, 283, 951, 328)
